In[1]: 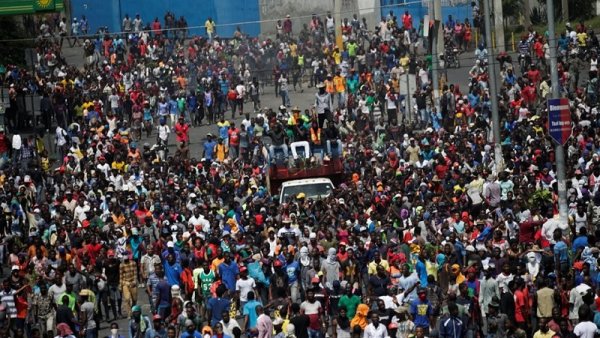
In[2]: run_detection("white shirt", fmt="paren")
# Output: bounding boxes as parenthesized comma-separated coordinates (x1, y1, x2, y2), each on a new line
(574, 321, 597, 338)
(74, 204, 90, 222)
(56, 127, 67, 147)
(12, 134, 21, 150)
(235, 277, 256, 302)
(235, 84, 246, 98)
(364, 323, 388, 338)
(158, 125, 170, 141)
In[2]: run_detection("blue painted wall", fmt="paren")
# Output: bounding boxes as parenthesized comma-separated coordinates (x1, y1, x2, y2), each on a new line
(71, 0, 260, 38)
(380, 0, 473, 28)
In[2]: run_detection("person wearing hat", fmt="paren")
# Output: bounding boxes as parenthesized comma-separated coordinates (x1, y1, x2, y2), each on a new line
(315, 80, 332, 128)
(482, 296, 507, 337)
(78, 289, 97, 337)
(129, 305, 152, 338)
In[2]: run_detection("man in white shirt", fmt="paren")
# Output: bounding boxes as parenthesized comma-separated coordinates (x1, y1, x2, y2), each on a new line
(235, 267, 256, 309)
(573, 305, 597, 338)
(364, 312, 388, 338)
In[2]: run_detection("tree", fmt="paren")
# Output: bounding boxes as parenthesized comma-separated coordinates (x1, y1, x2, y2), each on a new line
(0, 16, 33, 66)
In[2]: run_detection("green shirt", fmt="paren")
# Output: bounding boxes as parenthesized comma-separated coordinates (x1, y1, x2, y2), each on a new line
(347, 42, 358, 57)
(199, 270, 215, 296)
(59, 292, 77, 311)
(338, 294, 361, 319)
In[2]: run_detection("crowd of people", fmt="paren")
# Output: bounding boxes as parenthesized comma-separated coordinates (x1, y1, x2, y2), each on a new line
(1, 3, 600, 338)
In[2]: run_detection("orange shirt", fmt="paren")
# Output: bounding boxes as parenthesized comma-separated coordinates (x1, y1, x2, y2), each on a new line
(211, 257, 225, 272)
(333, 76, 346, 93)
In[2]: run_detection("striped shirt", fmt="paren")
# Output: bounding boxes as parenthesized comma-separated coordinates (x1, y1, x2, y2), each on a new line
(119, 261, 137, 286)
(0, 289, 16, 318)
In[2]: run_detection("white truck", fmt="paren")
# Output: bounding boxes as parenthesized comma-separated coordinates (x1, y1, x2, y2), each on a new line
(279, 178, 334, 204)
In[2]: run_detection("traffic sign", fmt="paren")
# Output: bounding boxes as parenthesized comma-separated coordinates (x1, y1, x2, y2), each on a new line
(547, 98, 572, 145)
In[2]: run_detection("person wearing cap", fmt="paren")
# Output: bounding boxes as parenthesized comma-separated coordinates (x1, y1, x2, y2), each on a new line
(236, 265, 256, 310)
(78, 289, 97, 338)
(481, 296, 507, 337)
(128, 305, 152, 338)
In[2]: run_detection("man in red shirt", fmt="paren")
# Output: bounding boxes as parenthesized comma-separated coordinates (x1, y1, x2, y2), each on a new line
(174, 116, 190, 145)
(402, 11, 413, 30)
(228, 122, 240, 159)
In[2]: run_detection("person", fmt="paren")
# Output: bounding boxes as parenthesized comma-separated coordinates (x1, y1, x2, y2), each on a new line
(573, 305, 597, 338)
(410, 287, 433, 334)
(207, 287, 231, 327)
(79, 290, 97, 338)
(364, 312, 387, 338)
(106, 322, 126, 338)
(180, 319, 202, 338)
(439, 302, 466, 338)
(243, 291, 262, 332)
(55, 323, 77, 338)
(257, 306, 273, 338)
(120, 252, 138, 317)
(129, 305, 152, 338)
(205, 17, 216, 42)
(533, 318, 555, 338)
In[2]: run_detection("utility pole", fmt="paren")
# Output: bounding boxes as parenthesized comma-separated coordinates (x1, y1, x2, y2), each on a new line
(483, 0, 503, 172)
(492, 0, 505, 52)
(334, 0, 342, 49)
(430, 0, 440, 111)
(405, 69, 411, 122)
(547, 0, 569, 226)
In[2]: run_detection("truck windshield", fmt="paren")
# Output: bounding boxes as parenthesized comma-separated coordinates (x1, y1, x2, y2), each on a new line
(281, 183, 333, 203)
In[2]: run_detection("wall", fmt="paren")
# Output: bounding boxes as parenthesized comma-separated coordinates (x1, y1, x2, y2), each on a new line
(70, 0, 260, 38)
(380, 0, 473, 28)
(258, 0, 381, 39)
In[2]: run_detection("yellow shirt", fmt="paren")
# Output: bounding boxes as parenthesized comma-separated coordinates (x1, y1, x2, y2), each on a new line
(205, 20, 215, 34)
(290, 43, 298, 58)
(332, 50, 341, 65)
(215, 143, 227, 162)
(368, 259, 390, 275)
(333, 76, 346, 93)
(400, 56, 410, 68)
(111, 161, 125, 172)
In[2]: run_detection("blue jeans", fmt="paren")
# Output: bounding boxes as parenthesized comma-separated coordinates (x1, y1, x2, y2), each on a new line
(308, 328, 322, 338)
(326, 139, 343, 156)
(269, 144, 289, 160)
(280, 90, 290, 106)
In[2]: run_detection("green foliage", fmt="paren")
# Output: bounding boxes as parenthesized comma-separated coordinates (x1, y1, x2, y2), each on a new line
(530, 7, 545, 26)
(528, 189, 552, 210)
(0, 16, 33, 66)
(502, 0, 525, 24)
(568, 0, 595, 21)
